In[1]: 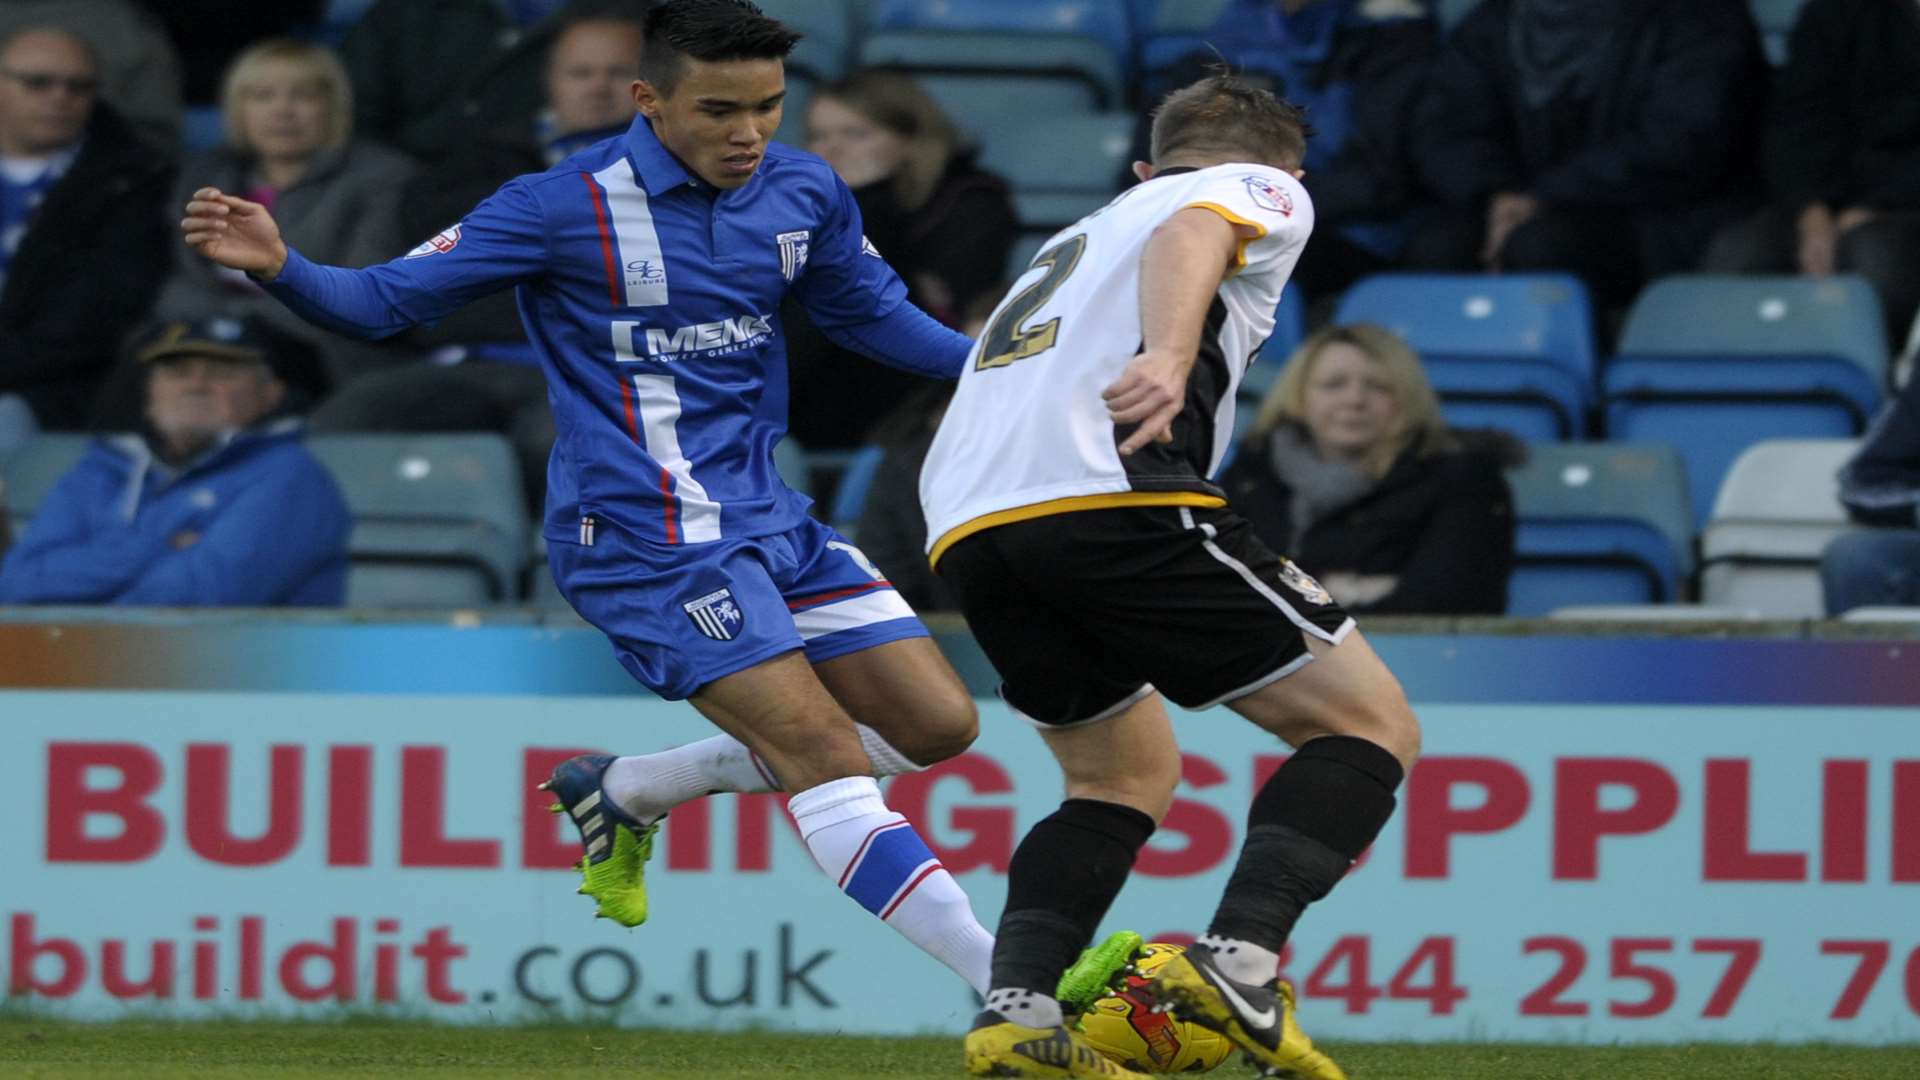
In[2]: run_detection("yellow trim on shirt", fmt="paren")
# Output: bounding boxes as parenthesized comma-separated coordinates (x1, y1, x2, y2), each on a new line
(1183, 201, 1269, 273)
(929, 491, 1228, 569)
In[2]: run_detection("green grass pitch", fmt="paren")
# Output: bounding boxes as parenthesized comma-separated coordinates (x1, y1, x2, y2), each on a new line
(2, 1019, 1916, 1079)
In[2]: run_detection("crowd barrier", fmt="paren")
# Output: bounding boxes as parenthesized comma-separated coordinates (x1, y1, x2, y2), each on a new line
(3, 612, 1915, 1043)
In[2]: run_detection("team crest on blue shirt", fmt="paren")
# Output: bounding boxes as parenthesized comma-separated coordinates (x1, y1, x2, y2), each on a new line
(684, 587, 746, 641)
(777, 230, 811, 282)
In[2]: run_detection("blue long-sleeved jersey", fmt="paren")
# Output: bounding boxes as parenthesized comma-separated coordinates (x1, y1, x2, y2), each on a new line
(265, 115, 973, 546)
(0, 421, 349, 606)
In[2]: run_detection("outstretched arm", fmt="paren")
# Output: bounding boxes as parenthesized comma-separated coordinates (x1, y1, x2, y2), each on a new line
(1103, 206, 1247, 455)
(179, 181, 550, 341)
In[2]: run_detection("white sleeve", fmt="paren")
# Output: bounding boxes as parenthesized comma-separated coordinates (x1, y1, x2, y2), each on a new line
(1178, 167, 1314, 279)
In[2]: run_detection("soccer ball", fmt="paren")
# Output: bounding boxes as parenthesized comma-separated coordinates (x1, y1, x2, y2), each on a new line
(1075, 943, 1235, 1073)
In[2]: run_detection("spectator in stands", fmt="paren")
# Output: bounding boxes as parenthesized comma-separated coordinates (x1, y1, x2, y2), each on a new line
(0, 25, 173, 460)
(1702, 0, 1920, 351)
(341, 0, 650, 170)
(0, 316, 349, 607)
(0, 0, 182, 152)
(1220, 323, 1518, 614)
(784, 68, 1016, 450)
(1405, 0, 1765, 308)
(849, 290, 1007, 612)
(307, 15, 647, 513)
(153, 39, 419, 390)
(1822, 363, 1920, 614)
(1126, 0, 1438, 302)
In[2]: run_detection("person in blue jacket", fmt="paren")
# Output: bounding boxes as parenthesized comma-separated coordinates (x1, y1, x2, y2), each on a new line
(177, 0, 1012, 1000)
(0, 316, 349, 606)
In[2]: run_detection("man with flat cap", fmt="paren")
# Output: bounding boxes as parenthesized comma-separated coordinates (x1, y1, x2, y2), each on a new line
(0, 316, 349, 606)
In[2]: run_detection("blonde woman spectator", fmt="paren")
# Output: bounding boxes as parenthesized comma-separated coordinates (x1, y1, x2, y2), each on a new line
(783, 68, 1017, 450)
(154, 39, 417, 389)
(1220, 323, 1519, 614)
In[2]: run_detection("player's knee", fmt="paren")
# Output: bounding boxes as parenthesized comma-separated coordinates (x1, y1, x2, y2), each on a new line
(1065, 751, 1179, 824)
(902, 686, 979, 766)
(1360, 692, 1421, 772)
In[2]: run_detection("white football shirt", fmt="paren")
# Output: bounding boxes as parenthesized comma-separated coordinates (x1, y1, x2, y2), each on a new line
(919, 162, 1312, 564)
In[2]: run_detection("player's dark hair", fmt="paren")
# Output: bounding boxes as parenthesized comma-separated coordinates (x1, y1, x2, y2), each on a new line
(1149, 74, 1311, 171)
(640, 0, 801, 96)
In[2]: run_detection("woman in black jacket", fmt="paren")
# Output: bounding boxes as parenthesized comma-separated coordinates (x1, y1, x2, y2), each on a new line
(1221, 324, 1519, 614)
(782, 68, 1018, 451)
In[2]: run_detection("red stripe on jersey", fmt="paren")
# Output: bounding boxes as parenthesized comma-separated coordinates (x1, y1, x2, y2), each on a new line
(660, 465, 679, 545)
(580, 171, 622, 309)
(786, 579, 894, 611)
(618, 375, 639, 443)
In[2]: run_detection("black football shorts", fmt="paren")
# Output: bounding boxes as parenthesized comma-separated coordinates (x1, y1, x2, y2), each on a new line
(937, 503, 1355, 727)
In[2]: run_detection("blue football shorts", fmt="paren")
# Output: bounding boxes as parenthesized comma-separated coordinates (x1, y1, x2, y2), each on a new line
(549, 514, 929, 699)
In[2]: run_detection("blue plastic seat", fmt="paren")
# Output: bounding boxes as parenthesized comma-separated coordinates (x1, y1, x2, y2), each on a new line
(869, 0, 1136, 71)
(183, 106, 225, 152)
(1334, 273, 1599, 440)
(1242, 288, 1307, 402)
(1128, 0, 1230, 33)
(1749, 0, 1809, 64)
(754, 0, 853, 81)
(977, 111, 1133, 195)
(1617, 274, 1887, 386)
(1606, 274, 1887, 527)
(305, 433, 530, 607)
(1, 433, 92, 536)
(828, 444, 887, 532)
(1504, 443, 1695, 615)
(858, 32, 1123, 114)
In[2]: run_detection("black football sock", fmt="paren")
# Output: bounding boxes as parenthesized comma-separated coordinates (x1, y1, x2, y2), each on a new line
(988, 798, 1156, 1025)
(1204, 736, 1403, 982)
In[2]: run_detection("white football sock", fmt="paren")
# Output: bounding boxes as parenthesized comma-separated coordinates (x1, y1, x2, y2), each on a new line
(985, 987, 1063, 1029)
(604, 724, 923, 822)
(789, 775, 993, 995)
(1198, 933, 1282, 986)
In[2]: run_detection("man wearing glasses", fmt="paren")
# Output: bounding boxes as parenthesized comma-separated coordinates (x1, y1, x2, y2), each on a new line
(0, 26, 173, 458)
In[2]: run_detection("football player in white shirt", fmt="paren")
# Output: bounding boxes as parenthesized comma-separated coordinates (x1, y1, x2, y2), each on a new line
(933, 77, 1421, 1080)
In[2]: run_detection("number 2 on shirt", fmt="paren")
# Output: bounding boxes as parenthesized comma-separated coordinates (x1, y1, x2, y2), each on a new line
(977, 234, 1088, 372)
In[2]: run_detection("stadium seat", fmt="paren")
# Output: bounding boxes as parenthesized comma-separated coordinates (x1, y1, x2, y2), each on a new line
(1617, 275, 1888, 386)
(753, 0, 853, 81)
(1840, 606, 1920, 623)
(306, 434, 530, 608)
(1334, 273, 1599, 441)
(1242, 287, 1307, 403)
(828, 443, 886, 533)
(868, 0, 1136, 73)
(1005, 231, 1051, 280)
(1749, 0, 1808, 64)
(1698, 438, 1856, 617)
(1607, 275, 1887, 528)
(0, 433, 91, 536)
(858, 32, 1123, 114)
(1504, 443, 1695, 615)
(774, 436, 812, 499)
(773, 73, 816, 154)
(183, 106, 224, 152)
(976, 111, 1132, 203)
(1548, 604, 1764, 621)
(1436, 0, 1482, 31)
(1129, 0, 1232, 34)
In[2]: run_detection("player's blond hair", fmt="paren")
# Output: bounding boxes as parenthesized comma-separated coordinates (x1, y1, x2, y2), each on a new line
(1252, 323, 1454, 477)
(811, 68, 963, 211)
(1150, 74, 1309, 171)
(219, 39, 353, 158)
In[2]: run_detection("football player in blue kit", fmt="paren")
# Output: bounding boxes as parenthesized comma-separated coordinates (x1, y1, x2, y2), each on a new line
(176, 0, 1125, 1002)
